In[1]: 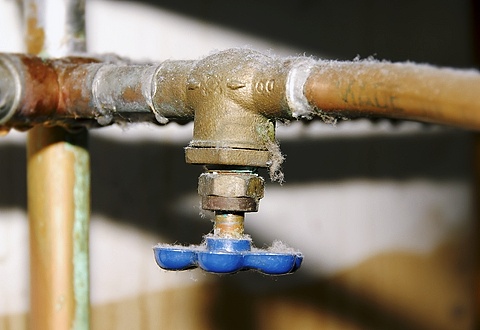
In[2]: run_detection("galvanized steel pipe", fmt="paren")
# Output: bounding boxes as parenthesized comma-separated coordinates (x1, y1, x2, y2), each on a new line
(0, 54, 196, 128)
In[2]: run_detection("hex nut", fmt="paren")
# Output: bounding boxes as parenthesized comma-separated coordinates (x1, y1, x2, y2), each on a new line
(198, 171, 264, 200)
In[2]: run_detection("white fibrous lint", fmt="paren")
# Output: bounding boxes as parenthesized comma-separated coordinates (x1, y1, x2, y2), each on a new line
(286, 58, 316, 119)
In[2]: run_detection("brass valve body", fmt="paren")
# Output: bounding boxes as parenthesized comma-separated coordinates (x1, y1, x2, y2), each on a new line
(184, 49, 292, 168)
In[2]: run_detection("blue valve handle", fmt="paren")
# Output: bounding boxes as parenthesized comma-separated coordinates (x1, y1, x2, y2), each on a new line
(154, 237, 303, 275)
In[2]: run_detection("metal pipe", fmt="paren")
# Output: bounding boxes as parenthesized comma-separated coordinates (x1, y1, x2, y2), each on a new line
(28, 127, 89, 330)
(2, 49, 480, 131)
(0, 55, 195, 128)
(3, 48, 480, 180)
(0, 54, 99, 129)
(23, 0, 90, 329)
(304, 60, 480, 129)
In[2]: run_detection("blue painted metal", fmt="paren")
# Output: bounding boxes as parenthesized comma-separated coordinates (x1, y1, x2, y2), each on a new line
(154, 237, 303, 275)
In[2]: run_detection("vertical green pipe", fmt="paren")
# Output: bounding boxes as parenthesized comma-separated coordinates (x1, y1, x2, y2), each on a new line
(70, 140, 90, 330)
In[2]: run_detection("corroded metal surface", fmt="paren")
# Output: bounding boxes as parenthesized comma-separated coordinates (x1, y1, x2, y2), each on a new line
(0, 55, 196, 128)
(0, 54, 99, 129)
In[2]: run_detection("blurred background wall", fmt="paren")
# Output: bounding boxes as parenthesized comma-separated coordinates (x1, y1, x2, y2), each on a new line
(0, 0, 478, 329)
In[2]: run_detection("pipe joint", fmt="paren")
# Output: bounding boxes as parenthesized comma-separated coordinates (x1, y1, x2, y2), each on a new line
(184, 49, 293, 167)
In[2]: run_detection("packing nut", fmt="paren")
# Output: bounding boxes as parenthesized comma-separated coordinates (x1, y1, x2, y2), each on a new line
(198, 171, 265, 212)
(198, 171, 264, 199)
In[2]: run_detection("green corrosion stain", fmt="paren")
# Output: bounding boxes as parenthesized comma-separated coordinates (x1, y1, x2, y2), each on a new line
(66, 139, 90, 330)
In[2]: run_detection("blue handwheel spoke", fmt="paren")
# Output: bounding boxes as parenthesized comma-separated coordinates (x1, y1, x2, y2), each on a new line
(154, 246, 198, 270)
(153, 237, 303, 275)
(244, 253, 298, 275)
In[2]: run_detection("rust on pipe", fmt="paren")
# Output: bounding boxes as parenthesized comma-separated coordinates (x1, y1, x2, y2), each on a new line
(304, 60, 480, 130)
(0, 55, 99, 129)
(0, 55, 102, 128)
(0, 55, 196, 128)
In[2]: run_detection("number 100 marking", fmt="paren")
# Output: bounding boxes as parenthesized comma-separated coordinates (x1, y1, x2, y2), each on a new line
(255, 79, 275, 93)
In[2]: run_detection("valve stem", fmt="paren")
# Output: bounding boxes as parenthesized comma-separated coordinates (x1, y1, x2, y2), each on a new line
(214, 211, 245, 239)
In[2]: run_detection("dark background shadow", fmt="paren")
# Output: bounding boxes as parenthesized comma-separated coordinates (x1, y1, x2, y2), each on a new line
(118, 0, 476, 67)
(0, 128, 474, 329)
(0, 129, 473, 240)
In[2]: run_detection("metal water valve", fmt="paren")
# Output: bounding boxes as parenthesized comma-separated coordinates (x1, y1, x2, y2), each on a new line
(154, 49, 305, 275)
(154, 168, 303, 275)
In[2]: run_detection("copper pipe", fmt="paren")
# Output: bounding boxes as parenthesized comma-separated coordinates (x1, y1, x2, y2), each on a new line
(304, 60, 480, 129)
(28, 127, 89, 329)
(24, 0, 90, 329)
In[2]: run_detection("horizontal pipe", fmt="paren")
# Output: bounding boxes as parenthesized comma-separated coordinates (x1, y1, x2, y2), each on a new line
(1, 50, 480, 130)
(304, 60, 480, 129)
(0, 55, 97, 129)
(0, 54, 195, 128)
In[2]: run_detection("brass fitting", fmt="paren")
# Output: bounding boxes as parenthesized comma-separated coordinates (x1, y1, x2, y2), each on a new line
(184, 49, 308, 237)
(198, 170, 264, 212)
(184, 49, 293, 168)
(198, 169, 264, 239)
